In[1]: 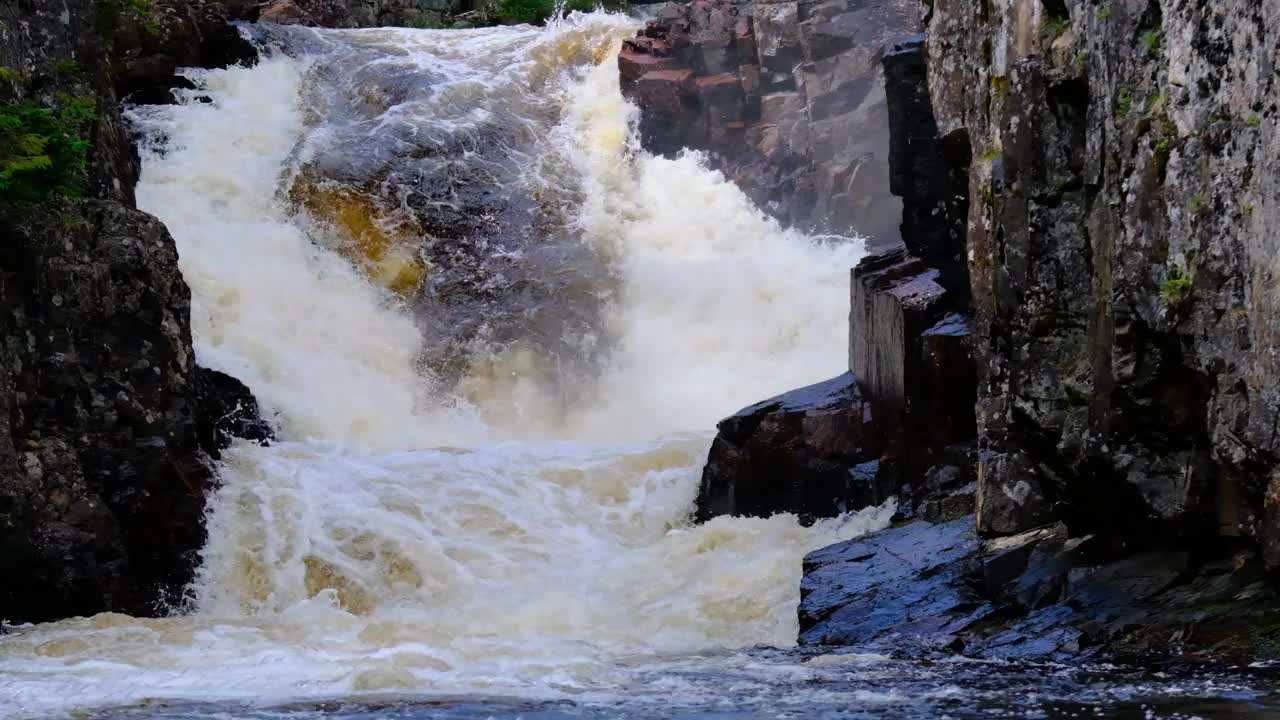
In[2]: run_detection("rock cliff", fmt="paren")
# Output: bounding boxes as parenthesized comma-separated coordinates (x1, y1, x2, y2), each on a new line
(927, 0, 1280, 557)
(0, 0, 268, 623)
(619, 0, 917, 240)
(640, 0, 1280, 660)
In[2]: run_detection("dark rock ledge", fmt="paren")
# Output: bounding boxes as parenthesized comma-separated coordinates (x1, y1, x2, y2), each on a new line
(650, 0, 1280, 663)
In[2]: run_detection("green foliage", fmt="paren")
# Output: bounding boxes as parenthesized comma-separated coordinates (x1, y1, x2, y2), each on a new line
(0, 95, 96, 203)
(1142, 30, 1162, 58)
(1247, 115, 1262, 127)
(1042, 15, 1070, 37)
(0, 66, 26, 84)
(54, 60, 82, 77)
(98, 0, 158, 39)
(1116, 88, 1132, 117)
(495, 0, 594, 24)
(1097, 6, 1112, 21)
(1073, 50, 1088, 74)
(1161, 265, 1193, 308)
(408, 14, 444, 28)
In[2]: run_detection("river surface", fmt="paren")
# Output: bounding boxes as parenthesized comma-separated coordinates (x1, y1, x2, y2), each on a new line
(1, 13, 1278, 720)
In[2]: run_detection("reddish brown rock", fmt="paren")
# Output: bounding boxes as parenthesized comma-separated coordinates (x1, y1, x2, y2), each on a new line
(618, 48, 678, 92)
(617, 0, 914, 239)
(694, 72, 746, 123)
(633, 69, 696, 114)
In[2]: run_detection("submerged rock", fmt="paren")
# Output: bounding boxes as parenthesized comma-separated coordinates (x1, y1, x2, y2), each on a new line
(695, 372, 888, 523)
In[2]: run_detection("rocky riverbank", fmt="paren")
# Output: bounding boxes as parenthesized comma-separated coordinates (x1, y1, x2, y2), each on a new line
(0, 0, 270, 623)
(629, 0, 1280, 660)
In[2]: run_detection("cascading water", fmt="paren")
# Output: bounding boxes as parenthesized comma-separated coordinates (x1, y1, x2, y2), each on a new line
(0, 14, 893, 718)
(3, 14, 1277, 720)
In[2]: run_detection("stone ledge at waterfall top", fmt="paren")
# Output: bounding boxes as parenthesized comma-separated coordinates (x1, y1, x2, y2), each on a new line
(0, 0, 270, 624)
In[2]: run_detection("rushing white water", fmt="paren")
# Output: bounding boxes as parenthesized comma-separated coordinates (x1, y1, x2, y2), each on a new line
(0, 14, 883, 719)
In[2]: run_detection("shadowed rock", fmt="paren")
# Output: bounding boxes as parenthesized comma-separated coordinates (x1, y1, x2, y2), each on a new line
(0, 0, 269, 623)
(695, 372, 887, 523)
(800, 516, 1280, 661)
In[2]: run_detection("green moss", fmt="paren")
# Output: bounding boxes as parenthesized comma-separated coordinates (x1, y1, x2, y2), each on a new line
(980, 144, 1003, 162)
(1043, 15, 1070, 37)
(1247, 115, 1262, 127)
(1243, 202, 1255, 217)
(1142, 30, 1163, 58)
(0, 95, 97, 204)
(1097, 6, 1112, 21)
(1186, 192, 1209, 218)
(53, 60, 81, 77)
(407, 14, 443, 28)
(1161, 264, 1193, 308)
(1073, 50, 1088, 74)
(990, 75, 1010, 99)
(1116, 88, 1133, 117)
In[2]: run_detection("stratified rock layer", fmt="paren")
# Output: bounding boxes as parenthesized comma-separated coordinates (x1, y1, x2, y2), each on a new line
(619, 0, 917, 240)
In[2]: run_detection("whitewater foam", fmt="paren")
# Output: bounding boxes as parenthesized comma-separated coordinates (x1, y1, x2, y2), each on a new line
(0, 14, 879, 719)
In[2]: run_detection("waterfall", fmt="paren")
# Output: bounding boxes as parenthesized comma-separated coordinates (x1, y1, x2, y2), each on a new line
(0, 14, 887, 717)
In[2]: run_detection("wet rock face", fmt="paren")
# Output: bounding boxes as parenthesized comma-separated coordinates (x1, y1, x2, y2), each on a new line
(848, 250, 974, 483)
(619, 0, 917, 240)
(0, 202, 269, 622)
(695, 373, 888, 522)
(800, 516, 1280, 661)
(924, 0, 1280, 550)
(271, 26, 616, 392)
(693, 11, 975, 524)
(112, 0, 259, 104)
(0, 0, 269, 623)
